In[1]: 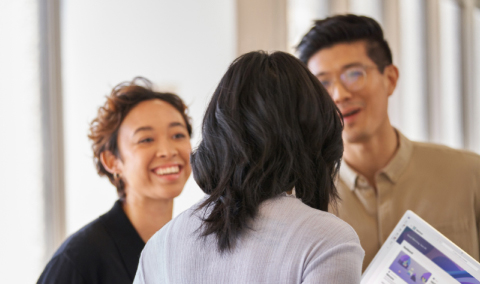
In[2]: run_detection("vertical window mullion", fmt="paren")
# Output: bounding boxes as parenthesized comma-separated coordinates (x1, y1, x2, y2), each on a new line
(426, 0, 443, 144)
(475, 4, 480, 153)
(460, 0, 479, 152)
(383, 0, 403, 132)
(329, 0, 349, 14)
(38, 0, 66, 263)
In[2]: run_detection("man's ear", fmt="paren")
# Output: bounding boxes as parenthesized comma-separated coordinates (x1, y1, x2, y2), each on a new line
(384, 64, 399, 97)
(100, 150, 121, 174)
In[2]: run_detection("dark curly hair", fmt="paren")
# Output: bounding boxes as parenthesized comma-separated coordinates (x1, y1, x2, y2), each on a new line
(88, 77, 192, 198)
(191, 51, 344, 253)
(297, 14, 392, 72)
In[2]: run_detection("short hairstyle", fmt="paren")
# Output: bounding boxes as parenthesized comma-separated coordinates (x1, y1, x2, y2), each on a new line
(297, 14, 393, 72)
(88, 77, 192, 198)
(191, 51, 344, 253)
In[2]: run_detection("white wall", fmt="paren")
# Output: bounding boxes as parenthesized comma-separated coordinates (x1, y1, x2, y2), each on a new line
(287, 0, 329, 53)
(438, 0, 463, 148)
(0, 1, 45, 282)
(61, 0, 236, 235)
(398, 0, 429, 142)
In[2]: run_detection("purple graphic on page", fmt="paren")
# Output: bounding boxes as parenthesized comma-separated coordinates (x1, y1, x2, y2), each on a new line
(399, 254, 412, 268)
(421, 272, 432, 283)
(396, 227, 480, 284)
(390, 251, 431, 284)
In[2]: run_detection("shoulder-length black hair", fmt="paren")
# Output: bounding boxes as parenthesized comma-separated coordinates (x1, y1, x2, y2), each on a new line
(191, 51, 344, 252)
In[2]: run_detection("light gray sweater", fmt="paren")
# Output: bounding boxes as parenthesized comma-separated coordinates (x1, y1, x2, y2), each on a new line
(133, 194, 364, 284)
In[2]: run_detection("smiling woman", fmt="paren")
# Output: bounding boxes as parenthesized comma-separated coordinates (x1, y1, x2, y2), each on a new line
(37, 77, 192, 284)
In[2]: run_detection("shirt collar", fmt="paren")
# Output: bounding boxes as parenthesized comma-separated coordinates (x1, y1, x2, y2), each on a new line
(339, 160, 358, 191)
(339, 129, 413, 190)
(100, 200, 145, 280)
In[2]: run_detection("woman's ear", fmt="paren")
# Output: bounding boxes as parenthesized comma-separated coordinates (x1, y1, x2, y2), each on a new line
(100, 151, 121, 174)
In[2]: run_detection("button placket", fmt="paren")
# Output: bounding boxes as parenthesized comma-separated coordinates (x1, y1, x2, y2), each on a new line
(376, 173, 394, 244)
(354, 175, 377, 216)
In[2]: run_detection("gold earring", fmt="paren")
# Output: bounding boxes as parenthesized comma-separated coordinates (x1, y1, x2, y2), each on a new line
(114, 173, 120, 179)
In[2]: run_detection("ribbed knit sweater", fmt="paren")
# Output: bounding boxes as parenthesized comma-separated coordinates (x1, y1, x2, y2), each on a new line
(134, 194, 364, 284)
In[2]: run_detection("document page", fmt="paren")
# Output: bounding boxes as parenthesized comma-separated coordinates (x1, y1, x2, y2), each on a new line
(363, 226, 480, 284)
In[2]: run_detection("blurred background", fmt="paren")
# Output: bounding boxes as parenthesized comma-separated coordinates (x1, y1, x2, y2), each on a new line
(0, 0, 479, 282)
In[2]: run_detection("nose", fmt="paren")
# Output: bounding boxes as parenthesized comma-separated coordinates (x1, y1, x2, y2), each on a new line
(156, 139, 178, 158)
(331, 80, 352, 104)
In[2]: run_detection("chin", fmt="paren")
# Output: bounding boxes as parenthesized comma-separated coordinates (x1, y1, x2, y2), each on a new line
(161, 186, 185, 200)
(343, 130, 370, 144)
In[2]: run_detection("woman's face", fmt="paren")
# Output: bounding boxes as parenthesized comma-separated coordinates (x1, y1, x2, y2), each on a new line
(116, 99, 191, 201)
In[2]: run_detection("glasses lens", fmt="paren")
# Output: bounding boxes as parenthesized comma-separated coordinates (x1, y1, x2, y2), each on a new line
(317, 77, 333, 92)
(340, 67, 366, 92)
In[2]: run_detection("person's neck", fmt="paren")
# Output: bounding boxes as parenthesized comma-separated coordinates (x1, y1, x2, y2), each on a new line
(343, 122, 398, 189)
(122, 193, 173, 243)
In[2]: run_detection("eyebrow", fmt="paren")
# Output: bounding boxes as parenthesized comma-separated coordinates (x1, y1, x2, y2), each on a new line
(133, 126, 154, 135)
(169, 122, 186, 129)
(132, 122, 186, 135)
(314, 62, 364, 77)
(342, 62, 364, 70)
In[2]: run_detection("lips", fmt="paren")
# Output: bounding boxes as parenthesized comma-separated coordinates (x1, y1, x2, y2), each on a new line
(339, 106, 362, 124)
(342, 108, 361, 118)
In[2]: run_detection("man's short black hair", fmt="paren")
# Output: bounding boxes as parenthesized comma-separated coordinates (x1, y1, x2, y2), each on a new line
(296, 14, 393, 73)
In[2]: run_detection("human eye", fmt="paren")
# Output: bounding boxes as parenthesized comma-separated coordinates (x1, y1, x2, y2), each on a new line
(318, 78, 332, 89)
(172, 133, 187, 140)
(344, 68, 364, 82)
(138, 137, 154, 144)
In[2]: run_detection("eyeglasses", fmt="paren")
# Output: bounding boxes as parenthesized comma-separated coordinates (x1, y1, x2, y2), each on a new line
(317, 65, 376, 94)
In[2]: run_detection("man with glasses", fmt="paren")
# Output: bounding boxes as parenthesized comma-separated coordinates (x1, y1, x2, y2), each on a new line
(297, 14, 480, 271)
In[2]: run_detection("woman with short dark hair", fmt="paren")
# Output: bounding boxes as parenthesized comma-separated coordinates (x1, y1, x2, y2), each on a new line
(134, 52, 364, 284)
(38, 77, 192, 284)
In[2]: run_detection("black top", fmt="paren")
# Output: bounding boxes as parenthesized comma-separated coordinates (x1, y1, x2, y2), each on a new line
(37, 200, 145, 284)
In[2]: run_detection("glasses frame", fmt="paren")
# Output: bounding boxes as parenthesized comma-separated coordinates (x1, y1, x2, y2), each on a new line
(318, 65, 377, 94)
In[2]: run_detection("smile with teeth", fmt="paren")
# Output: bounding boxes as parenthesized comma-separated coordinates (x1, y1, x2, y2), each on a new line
(154, 165, 181, 176)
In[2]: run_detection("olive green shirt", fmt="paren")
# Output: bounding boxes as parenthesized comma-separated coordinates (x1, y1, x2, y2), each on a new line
(331, 131, 480, 271)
